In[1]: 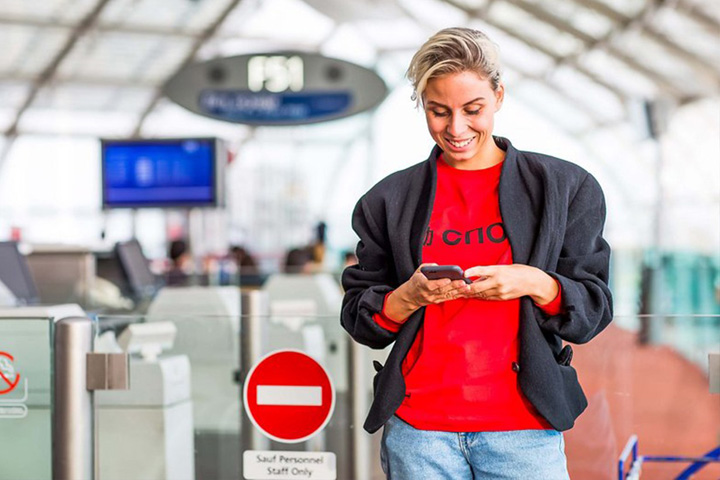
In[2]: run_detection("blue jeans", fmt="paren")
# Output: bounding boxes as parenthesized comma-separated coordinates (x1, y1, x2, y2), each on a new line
(380, 415, 570, 480)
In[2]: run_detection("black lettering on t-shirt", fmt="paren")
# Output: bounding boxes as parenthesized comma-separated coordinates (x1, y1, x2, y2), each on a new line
(442, 229, 462, 245)
(486, 222, 507, 243)
(465, 227, 484, 244)
(423, 228, 434, 246)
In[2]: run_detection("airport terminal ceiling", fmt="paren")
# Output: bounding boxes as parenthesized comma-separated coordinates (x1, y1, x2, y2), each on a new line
(0, 0, 718, 254)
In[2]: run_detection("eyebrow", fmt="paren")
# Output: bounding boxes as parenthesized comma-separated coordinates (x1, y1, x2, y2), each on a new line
(426, 97, 486, 108)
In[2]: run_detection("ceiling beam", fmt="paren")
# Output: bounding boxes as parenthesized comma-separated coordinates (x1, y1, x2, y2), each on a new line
(500, 0, 711, 99)
(0, 13, 318, 42)
(130, 0, 247, 137)
(441, 0, 630, 115)
(676, 0, 720, 34)
(0, 14, 198, 38)
(397, 0, 624, 129)
(0, 73, 159, 89)
(0, 0, 114, 169)
(561, 0, 720, 87)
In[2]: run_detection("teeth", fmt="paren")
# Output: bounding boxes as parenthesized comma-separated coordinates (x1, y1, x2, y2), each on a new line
(448, 137, 473, 148)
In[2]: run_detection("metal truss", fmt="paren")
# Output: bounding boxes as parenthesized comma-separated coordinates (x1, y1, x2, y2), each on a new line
(0, 0, 114, 168)
(129, 0, 246, 137)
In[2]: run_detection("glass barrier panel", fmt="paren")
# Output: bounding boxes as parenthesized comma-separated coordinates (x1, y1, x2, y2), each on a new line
(93, 312, 386, 480)
(569, 314, 720, 480)
(0, 317, 54, 480)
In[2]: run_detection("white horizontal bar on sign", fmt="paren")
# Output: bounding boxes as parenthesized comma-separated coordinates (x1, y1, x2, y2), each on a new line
(256, 385, 322, 406)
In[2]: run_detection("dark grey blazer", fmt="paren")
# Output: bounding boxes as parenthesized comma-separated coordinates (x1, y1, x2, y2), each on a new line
(341, 136, 613, 434)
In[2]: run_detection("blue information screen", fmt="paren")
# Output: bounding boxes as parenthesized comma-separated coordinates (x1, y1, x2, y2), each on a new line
(102, 139, 216, 208)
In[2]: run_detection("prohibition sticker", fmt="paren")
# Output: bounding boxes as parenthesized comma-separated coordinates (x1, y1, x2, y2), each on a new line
(0, 352, 20, 395)
(243, 350, 335, 443)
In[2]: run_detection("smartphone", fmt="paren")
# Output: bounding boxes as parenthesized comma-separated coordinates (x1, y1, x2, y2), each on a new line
(420, 265, 472, 284)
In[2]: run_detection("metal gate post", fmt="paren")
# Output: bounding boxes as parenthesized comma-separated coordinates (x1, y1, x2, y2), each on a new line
(53, 317, 94, 480)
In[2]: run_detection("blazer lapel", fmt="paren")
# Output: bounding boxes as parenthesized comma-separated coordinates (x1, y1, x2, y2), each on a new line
(408, 146, 440, 271)
(497, 137, 538, 267)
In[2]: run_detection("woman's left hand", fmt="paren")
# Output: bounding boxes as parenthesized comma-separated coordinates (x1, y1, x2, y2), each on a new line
(463, 264, 558, 304)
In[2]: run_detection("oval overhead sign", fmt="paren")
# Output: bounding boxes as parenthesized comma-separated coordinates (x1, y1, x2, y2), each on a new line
(164, 52, 389, 126)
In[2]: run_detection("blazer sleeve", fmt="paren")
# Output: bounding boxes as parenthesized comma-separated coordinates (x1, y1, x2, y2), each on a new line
(341, 195, 400, 349)
(540, 173, 613, 344)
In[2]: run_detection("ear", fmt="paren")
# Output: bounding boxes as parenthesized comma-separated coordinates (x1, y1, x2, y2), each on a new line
(494, 82, 505, 111)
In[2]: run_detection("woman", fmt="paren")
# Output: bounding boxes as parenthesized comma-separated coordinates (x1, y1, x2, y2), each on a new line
(341, 27, 612, 479)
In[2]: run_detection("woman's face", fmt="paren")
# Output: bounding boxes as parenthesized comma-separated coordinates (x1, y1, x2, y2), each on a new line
(423, 71, 504, 169)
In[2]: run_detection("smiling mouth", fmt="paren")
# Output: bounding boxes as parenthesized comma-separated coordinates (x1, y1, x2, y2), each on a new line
(447, 137, 475, 148)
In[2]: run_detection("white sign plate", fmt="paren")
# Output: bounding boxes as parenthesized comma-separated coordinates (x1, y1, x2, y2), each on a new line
(243, 451, 336, 480)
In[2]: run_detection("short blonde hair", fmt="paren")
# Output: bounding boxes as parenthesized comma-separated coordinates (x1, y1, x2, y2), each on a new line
(406, 27, 502, 106)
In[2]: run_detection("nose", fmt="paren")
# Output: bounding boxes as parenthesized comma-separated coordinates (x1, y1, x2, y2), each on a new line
(446, 113, 467, 137)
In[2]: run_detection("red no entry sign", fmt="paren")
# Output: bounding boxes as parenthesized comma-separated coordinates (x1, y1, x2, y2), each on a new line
(243, 349, 335, 443)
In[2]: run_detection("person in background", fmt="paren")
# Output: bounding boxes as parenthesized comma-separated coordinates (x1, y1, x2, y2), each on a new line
(166, 239, 190, 287)
(341, 27, 612, 479)
(342, 250, 358, 268)
(283, 247, 314, 274)
(230, 245, 260, 276)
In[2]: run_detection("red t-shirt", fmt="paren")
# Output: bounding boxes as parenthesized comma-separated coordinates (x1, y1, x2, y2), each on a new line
(374, 155, 561, 431)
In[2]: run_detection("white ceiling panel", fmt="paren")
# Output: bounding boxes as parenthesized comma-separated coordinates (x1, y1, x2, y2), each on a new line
(512, 81, 595, 133)
(234, 0, 335, 45)
(533, 0, 616, 39)
(354, 18, 428, 50)
(580, 49, 659, 99)
(655, 8, 720, 69)
(617, 30, 713, 96)
(0, 25, 70, 76)
(397, 0, 468, 31)
(303, 0, 406, 22)
(682, 0, 720, 25)
(18, 107, 139, 137)
(320, 24, 378, 66)
(489, 2, 585, 58)
(551, 66, 625, 121)
(99, 0, 236, 33)
(0, 0, 98, 23)
(0, 82, 30, 109)
(599, 0, 646, 18)
(198, 37, 319, 61)
(469, 21, 557, 76)
(32, 84, 155, 112)
(446, 0, 488, 9)
(0, 109, 16, 132)
(57, 31, 193, 83)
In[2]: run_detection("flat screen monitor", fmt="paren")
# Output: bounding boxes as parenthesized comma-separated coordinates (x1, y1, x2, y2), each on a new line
(114, 240, 158, 301)
(0, 241, 40, 305)
(101, 138, 224, 209)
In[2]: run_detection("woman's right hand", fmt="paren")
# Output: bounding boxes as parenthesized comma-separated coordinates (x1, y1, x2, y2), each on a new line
(382, 264, 471, 323)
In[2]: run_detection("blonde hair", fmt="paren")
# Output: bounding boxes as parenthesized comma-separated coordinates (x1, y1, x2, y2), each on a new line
(406, 27, 502, 106)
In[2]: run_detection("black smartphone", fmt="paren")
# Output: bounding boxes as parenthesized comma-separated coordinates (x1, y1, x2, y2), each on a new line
(420, 265, 472, 284)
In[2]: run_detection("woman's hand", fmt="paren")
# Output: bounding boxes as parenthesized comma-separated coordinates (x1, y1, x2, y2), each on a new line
(383, 264, 472, 323)
(463, 264, 559, 305)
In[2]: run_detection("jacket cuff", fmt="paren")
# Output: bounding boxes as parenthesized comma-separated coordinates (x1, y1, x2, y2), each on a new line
(372, 291, 404, 333)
